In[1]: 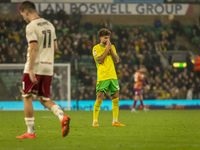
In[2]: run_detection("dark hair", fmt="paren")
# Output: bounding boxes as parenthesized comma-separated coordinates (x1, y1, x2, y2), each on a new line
(98, 28, 111, 38)
(19, 1, 36, 13)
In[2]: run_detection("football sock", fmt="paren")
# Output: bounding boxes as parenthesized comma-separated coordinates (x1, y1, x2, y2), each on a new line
(25, 117, 35, 134)
(112, 97, 119, 123)
(133, 100, 137, 108)
(140, 100, 144, 109)
(93, 120, 98, 123)
(51, 104, 64, 121)
(93, 99, 102, 121)
(113, 118, 118, 123)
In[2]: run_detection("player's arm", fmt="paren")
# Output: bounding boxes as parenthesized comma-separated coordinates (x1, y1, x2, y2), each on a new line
(141, 75, 150, 90)
(29, 42, 38, 84)
(54, 40, 58, 51)
(96, 42, 111, 64)
(96, 49, 109, 64)
(141, 76, 147, 86)
(110, 46, 119, 63)
(26, 25, 38, 84)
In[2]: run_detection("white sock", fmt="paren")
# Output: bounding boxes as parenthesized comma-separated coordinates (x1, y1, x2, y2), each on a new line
(113, 118, 118, 123)
(58, 113, 64, 121)
(27, 125, 35, 134)
(93, 120, 98, 123)
(51, 105, 64, 121)
(25, 117, 35, 134)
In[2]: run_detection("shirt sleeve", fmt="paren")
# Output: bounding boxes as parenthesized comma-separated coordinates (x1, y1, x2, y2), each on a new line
(93, 46, 101, 60)
(26, 24, 37, 43)
(111, 45, 118, 55)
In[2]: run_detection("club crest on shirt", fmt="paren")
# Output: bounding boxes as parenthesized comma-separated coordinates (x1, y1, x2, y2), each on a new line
(93, 50, 97, 56)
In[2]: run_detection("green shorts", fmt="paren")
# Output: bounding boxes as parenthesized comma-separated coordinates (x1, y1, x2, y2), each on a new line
(96, 79, 120, 95)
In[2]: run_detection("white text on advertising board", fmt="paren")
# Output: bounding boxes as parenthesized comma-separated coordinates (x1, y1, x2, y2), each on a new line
(36, 3, 189, 15)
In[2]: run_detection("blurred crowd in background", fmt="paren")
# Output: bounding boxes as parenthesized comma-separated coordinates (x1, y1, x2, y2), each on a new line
(0, 9, 200, 101)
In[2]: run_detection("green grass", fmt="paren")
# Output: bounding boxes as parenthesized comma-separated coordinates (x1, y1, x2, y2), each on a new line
(0, 110, 200, 150)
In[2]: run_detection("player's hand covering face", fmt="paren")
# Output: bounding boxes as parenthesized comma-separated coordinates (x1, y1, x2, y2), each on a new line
(106, 39, 111, 50)
(101, 36, 110, 45)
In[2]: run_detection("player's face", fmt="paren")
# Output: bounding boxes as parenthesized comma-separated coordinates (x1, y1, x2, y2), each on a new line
(141, 68, 147, 74)
(20, 10, 30, 23)
(100, 36, 110, 45)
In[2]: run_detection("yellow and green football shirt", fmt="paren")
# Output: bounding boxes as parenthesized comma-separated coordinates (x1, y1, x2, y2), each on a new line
(92, 44, 118, 83)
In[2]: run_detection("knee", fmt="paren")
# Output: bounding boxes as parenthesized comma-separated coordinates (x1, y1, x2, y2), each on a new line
(97, 92, 105, 100)
(112, 97, 119, 105)
(96, 100, 103, 106)
(111, 91, 119, 99)
(39, 98, 46, 106)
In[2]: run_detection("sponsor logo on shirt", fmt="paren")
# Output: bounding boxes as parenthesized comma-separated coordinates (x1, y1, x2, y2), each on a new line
(41, 61, 52, 65)
(93, 50, 97, 56)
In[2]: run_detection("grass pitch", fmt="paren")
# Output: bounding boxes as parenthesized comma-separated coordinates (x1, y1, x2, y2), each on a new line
(0, 110, 200, 150)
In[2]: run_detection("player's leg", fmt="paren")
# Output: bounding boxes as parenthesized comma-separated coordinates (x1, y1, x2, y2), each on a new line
(92, 91, 104, 127)
(93, 80, 109, 127)
(110, 90, 119, 122)
(39, 98, 70, 136)
(110, 79, 125, 126)
(38, 75, 70, 137)
(16, 74, 36, 139)
(131, 95, 139, 113)
(131, 89, 141, 112)
(16, 96, 36, 139)
(23, 96, 35, 133)
(16, 99, 36, 139)
(39, 98, 64, 121)
(140, 95, 144, 109)
(140, 95, 148, 112)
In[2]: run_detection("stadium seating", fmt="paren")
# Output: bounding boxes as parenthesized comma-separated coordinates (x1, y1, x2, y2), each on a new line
(0, 14, 199, 101)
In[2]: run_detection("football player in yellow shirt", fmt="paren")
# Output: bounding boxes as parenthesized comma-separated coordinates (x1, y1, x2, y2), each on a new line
(92, 28, 125, 127)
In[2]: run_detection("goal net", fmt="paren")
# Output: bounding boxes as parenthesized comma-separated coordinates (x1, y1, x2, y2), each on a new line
(0, 63, 71, 110)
